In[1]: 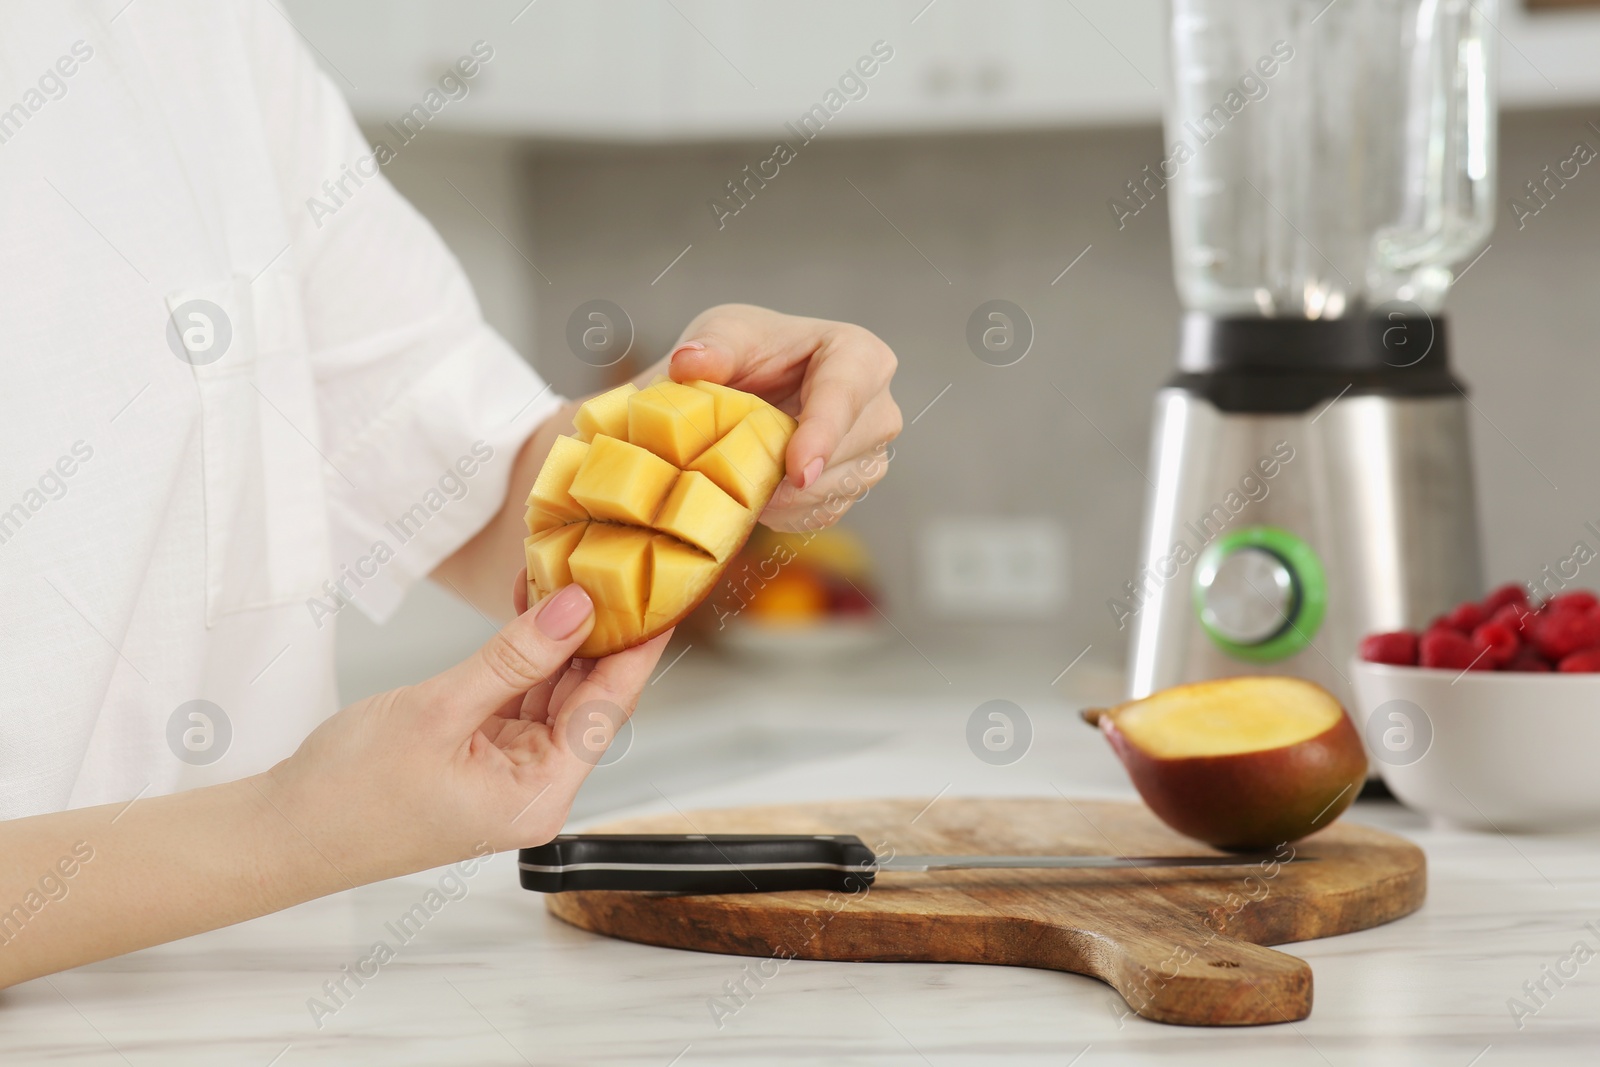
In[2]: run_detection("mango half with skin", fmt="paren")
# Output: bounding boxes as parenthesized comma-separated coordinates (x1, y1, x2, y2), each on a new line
(524, 380, 796, 658)
(1084, 676, 1367, 851)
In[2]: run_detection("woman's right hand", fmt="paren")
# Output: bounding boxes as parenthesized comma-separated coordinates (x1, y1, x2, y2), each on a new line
(261, 575, 670, 886)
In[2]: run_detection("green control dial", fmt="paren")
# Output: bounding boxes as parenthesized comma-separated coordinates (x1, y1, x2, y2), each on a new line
(1192, 526, 1327, 662)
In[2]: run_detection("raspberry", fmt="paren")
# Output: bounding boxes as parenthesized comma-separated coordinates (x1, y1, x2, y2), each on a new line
(1531, 607, 1600, 661)
(1359, 631, 1419, 666)
(1422, 622, 1456, 646)
(1490, 603, 1536, 633)
(1506, 648, 1553, 672)
(1420, 628, 1480, 669)
(1484, 583, 1530, 612)
(1549, 591, 1599, 614)
(1558, 648, 1600, 672)
(1443, 601, 1487, 633)
(1470, 621, 1519, 667)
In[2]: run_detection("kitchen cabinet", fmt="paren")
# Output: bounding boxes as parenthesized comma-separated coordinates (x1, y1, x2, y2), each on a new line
(277, 0, 674, 139)
(283, 0, 1600, 142)
(278, 0, 1158, 141)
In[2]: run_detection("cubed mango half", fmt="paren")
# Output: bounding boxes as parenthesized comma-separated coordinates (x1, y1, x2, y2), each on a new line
(532, 379, 801, 656)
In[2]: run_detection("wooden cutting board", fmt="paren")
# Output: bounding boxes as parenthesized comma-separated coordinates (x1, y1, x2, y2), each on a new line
(545, 797, 1425, 1026)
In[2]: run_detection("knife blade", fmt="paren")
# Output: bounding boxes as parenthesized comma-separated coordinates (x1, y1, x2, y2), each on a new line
(517, 834, 1304, 894)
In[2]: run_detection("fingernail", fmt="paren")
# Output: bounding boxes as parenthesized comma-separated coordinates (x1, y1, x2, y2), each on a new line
(796, 457, 825, 490)
(536, 584, 593, 639)
(669, 341, 706, 364)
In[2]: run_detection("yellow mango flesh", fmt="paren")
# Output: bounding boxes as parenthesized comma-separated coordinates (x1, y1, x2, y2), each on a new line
(572, 383, 638, 442)
(584, 608, 641, 658)
(568, 435, 679, 525)
(688, 414, 786, 509)
(526, 435, 591, 523)
(1114, 677, 1344, 759)
(653, 471, 749, 563)
(628, 381, 718, 467)
(746, 405, 798, 463)
(689, 380, 761, 437)
(525, 504, 568, 534)
(524, 379, 795, 656)
(647, 535, 720, 632)
(568, 524, 651, 637)
(525, 522, 588, 596)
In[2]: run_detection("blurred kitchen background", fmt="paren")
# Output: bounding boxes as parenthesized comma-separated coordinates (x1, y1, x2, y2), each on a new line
(283, 1, 1600, 704)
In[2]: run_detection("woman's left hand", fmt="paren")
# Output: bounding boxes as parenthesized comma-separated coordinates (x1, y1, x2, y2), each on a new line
(654, 304, 901, 532)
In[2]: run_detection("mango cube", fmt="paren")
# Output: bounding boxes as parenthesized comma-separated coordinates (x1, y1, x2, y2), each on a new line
(568, 435, 679, 525)
(526, 435, 591, 522)
(746, 405, 798, 466)
(525, 522, 588, 594)
(687, 415, 785, 509)
(568, 523, 652, 629)
(583, 608, 642, 658)
(689, 380, 761, 437)
(653, 471, 749, 563)
(628, 381, 718, 467)
(525, 504, 569, 534)
(573, 383, 638, 442)
(647, 536, 720, 632)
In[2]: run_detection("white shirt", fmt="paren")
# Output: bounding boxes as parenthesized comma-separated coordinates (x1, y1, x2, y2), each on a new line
(0, 1, 559, 818)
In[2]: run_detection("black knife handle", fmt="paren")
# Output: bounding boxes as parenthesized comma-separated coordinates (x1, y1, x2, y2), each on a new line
(518, 833, 879, 894)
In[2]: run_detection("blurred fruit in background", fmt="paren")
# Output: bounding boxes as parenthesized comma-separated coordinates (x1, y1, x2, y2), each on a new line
(681, 524, 890, 661)
(743, 527, 879, 624)
(745, 566, 830, 625)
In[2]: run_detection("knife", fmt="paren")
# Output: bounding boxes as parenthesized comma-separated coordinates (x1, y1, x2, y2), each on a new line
(517, 834, 1302, 893)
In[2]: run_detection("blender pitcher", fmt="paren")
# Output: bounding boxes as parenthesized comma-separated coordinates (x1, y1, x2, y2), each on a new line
(1126, 0, 1497, 703)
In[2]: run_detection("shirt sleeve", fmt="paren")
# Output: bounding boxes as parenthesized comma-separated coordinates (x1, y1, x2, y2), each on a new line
(239, 0, 560, 621)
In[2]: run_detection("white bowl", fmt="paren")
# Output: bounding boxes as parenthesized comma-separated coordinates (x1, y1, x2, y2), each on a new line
(1349, 659, 1600, 831)
(718, 618, 891, 663)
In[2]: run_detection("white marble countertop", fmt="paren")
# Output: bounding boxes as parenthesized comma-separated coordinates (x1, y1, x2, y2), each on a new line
(8, 648, 1600, 1066)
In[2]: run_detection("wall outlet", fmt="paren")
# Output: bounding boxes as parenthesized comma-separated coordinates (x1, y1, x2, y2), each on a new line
(920, 517, 1067, 619)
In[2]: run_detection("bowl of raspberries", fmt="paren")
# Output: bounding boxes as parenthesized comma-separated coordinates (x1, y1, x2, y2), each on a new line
(1350, 585, 1600, 830)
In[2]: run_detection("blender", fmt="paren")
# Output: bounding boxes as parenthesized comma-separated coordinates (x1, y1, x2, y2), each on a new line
(1127, 0, 1498, 702)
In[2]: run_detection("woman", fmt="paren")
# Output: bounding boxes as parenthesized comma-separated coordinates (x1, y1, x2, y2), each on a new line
(0, 0, 898, 987)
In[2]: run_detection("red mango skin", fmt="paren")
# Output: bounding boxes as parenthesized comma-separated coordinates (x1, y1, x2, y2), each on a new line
(1099, 712, 1368, 851)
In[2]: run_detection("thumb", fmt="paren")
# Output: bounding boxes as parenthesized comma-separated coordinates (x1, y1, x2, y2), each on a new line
(416, 584, 594, 735)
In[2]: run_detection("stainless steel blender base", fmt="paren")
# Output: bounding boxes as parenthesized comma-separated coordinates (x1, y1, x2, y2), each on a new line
(1125, 387, 1482, 704)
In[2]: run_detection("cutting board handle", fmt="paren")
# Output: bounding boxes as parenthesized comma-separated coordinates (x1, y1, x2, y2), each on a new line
(1023, 905, 1312, 1025)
